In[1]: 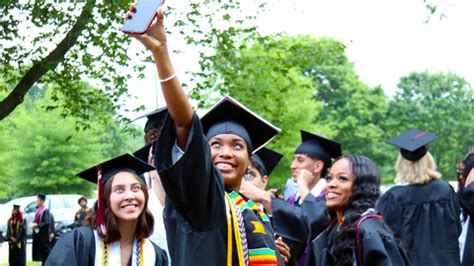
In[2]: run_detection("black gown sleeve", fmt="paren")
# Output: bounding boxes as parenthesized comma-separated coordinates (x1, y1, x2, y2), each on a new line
(358, 219, 410, 266)
(460, 183, 474, 216)
(5, 220, 11, 240)
(45, 226, 95, 266)
(151, 241, 169, 266)
(38, 209, 51, 230)
(271, 198, 311, 264)
(154, 114, 225, 230)
(300, 194, 330, 240)
(376, 191, 403, 235)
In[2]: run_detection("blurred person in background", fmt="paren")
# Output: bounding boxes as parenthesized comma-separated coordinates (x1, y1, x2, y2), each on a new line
(458, 153, 474, 266)
(31, 193, 51, 266)
(74, 196, 91, 227)
(6, 204, 27, 266)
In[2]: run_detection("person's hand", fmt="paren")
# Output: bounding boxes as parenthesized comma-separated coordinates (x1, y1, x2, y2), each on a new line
(240, 181, 269, 203)
(297, 169, 313, 187)
(30, 223, 37, 229)
(465, 168, 474, 187)
(275, 236, 291, 264)
(123, 3, 167, 53)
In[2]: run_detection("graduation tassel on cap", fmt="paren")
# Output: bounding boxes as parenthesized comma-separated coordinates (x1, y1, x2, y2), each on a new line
(96, 165, 106, 234)
(147, 143, 154, 190)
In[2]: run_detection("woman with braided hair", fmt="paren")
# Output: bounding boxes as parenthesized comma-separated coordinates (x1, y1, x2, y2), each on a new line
(306, 155, 409, 266)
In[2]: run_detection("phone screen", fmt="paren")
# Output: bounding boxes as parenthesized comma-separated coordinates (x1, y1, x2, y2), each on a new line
(121, 0, 164, 34)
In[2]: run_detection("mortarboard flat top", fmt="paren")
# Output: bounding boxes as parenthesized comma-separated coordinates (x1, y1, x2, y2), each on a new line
(387, 129, 438, 161)
(133, 143, 153, 164)
(76, 153, 155, 185)
(13, 204, 21, 209)
(252, 147, 283, 176)
(200, 96, 281, 153)
(133, 107, 168, 133)
(296, 130, 342, 159)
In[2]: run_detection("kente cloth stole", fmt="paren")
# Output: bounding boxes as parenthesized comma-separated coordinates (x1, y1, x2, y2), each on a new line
(227, 191, 278, 266)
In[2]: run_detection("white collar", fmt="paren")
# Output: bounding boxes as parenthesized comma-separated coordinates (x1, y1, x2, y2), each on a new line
(297, 178, 326, 204)
(93, 229, 156, 266)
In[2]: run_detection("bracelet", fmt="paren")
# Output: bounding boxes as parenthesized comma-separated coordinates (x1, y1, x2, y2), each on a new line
(159, 73, 176, 83)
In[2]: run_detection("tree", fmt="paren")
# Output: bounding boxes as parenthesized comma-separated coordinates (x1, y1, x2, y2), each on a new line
(190, 33, 358, 187)
(385, 71, 474, 180)
(0, 84, 143, 200)
(298, 38, 392, 181)
(0, 1, 266, 128)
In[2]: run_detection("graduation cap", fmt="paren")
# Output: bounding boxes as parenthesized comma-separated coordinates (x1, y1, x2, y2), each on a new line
(76, 154, 155, 230)
(201, 96, 281, 154)
(133, 107, 168, 133)
(252, 147, 283, 177)
(133, 143, 154, 164)
(133, 144, 155, 190)
(13, 204, 21, 209)
(37, 193, 46, 201)
(295, 130, 342, 168)
(387, 129, 438, 162)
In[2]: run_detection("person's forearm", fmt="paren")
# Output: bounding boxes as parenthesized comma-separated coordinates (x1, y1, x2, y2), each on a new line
(151, 44, 193, 149)
(299, 182, 311, 202)
(261, 192, 273, 214)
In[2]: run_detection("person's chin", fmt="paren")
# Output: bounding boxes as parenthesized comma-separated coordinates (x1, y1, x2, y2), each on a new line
(223, 174, 241, 186)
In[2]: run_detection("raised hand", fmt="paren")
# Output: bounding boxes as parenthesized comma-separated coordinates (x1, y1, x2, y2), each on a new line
(124, 3, 167, 53)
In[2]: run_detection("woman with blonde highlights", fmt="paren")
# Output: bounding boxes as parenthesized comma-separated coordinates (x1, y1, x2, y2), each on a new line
(394, 151, 441, 185)
(377, 129, 461, 266)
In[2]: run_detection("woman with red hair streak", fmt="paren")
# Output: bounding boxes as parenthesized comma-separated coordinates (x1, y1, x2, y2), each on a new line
(6, 204, 27, 266)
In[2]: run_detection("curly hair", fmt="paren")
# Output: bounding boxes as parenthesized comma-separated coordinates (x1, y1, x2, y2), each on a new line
(85, 172, 154, 244)
(144, 127, 162, 145)
(327, 155, 381, 266)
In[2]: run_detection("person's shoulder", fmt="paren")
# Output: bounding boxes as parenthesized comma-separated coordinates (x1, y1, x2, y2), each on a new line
(358, 214, 393, 239)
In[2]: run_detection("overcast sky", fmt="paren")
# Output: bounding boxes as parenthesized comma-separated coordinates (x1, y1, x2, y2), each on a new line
(126, 0, 474, 123)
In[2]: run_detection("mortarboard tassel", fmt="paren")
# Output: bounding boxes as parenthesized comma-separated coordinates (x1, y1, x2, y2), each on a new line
(147, 143, 154, 190)
(96, 165, 106, 234)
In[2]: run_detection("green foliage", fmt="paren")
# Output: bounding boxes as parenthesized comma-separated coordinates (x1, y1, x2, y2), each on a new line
(385, 71, 474, 180)
(190, 33, 351, 187)
(0, 86, 142, 201)
(1, 0, 263, 127)
(300, 38, 391, 182)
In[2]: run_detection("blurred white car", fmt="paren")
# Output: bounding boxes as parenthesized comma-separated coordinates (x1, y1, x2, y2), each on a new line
(0, 194, 84, 238)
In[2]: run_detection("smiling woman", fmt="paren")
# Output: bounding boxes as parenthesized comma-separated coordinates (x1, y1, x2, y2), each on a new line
(306, 155, 410, 266)
(45, 154, 168, 266)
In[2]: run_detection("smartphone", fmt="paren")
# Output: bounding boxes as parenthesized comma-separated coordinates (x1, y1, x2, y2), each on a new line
(121, 0, 164, 34)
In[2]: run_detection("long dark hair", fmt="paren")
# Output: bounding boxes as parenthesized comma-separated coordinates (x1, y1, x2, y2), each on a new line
(86, 173, 154, 244)
(327, 155, 381, 266)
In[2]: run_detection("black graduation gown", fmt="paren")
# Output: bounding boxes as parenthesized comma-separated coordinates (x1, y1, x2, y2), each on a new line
(271, 193, 329, 265)
(154, 114, 282, 266)
(6, 218, 27, 266)
(305, 213, 410, 266)
(376, 179, 461, 266)
(33, 207, 52, 262)
(459, 182, 474, 266)
(44, 226, 168, 266)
